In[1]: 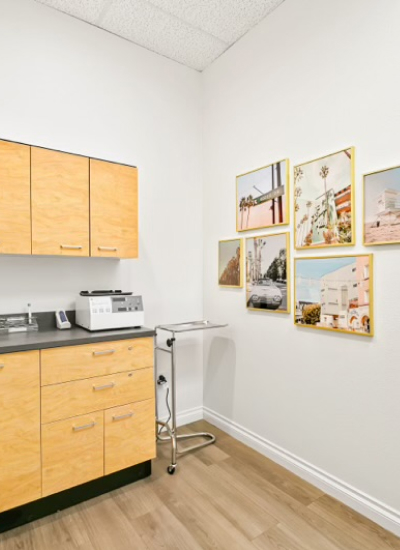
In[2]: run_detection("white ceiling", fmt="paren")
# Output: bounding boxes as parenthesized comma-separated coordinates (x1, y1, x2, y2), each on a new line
(34, 0, 285, 71)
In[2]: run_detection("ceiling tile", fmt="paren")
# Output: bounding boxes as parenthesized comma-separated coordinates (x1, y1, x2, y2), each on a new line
(36, 0, 110, 24)
(147, 0, 285, 43)
(101, 0, 228, 70)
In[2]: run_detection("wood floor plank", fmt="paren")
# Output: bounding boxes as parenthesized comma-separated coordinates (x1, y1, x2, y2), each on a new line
(152, 467, 257, 550)
(177, 454, 278, 539)
(252, 523, 312, 550)
(129, 504, 203, 550)
(309, 495, 400, 550)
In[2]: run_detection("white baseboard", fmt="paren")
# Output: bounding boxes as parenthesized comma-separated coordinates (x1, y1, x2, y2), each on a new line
(203, 406, 400, 538)
(159, 405, 204, 428)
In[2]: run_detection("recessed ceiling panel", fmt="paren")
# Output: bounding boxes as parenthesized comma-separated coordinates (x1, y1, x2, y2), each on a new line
(34, 0, 285, 70)
(149, 0, 285, 43)
(100, 0, 227, 71)
(37, 0, 110, 24)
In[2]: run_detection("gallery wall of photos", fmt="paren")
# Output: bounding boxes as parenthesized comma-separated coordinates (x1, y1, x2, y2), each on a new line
(215, 146, 396, 337)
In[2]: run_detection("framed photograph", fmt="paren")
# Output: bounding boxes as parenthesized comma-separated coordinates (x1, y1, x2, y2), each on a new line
(218, 239, 243, 288)
(294, 147, 355, 249)
(294, 254, 373, 336)
(364, 164, 400, 246)
(246, 232, 290, 313)
(236, 159, 289, 232)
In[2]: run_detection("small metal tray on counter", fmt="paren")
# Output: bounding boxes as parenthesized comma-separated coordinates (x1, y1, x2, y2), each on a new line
(0, 315, 39, 334)
(157, 320, 228, 334)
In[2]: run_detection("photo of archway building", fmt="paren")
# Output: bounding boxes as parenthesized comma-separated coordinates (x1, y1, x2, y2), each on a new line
(295, 255, 373, 336)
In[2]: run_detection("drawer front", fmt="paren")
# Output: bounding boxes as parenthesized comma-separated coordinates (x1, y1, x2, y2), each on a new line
(0, 351, 41, 512)
(105, 399, 156, 475)
(41, 338, 153, 386)
(42, 412, 104, 497)
(42, 367, 154, 424)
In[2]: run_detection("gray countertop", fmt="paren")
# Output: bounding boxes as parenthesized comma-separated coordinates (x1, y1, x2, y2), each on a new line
(0, 325, 155, 354)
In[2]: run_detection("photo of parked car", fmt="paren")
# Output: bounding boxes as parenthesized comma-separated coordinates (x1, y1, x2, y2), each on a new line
(246, 233, 290, 313)
(247, 279, 283, 309)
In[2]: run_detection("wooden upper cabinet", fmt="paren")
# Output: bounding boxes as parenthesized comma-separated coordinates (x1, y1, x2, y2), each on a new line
(90, 159, 138, 259)
(0, 351, 41, 512)
(0, 140, 31, 255)
(31, 147, 89, 256)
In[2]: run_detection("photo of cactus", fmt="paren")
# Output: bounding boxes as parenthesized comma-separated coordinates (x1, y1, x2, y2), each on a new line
(236, 160, 289, 232)
(218, 239, 242, 287)
(294, 148, 355, 249)
(294, 255, 373, 336)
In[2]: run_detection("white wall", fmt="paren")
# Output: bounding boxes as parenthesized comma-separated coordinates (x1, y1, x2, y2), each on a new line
(0, 0, 204, 420)
(203, 0, 400, 534)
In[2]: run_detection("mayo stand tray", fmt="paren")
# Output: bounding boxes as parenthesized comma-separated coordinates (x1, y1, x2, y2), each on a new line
(155, 321, 227, 474)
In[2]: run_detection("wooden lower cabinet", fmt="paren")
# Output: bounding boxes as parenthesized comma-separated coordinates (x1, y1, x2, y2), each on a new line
(105, 399, 156, 475)
(0, 351, 41, 513)
(0, 340, 155, 515)
(42, 412, 104, 497)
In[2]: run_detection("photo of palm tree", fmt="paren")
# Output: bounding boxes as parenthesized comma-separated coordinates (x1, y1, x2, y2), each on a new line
(218, 239, 243, 287)
(236, 160, 289, 232)
(294, 148, 355, 249)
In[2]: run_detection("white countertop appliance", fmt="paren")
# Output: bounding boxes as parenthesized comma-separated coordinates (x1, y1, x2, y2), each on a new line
(75, 290, 144, 331)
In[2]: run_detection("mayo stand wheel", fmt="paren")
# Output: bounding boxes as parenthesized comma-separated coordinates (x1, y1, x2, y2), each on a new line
(154, 321, 227, 474)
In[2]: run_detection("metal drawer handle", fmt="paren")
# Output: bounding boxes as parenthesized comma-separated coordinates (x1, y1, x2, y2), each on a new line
(98, 246, 118, 252)
(93, 349, 115, 356)
(93, 382, 115, 391)
(73, 421, 96, 432)
(61, 244, 83, 250)
(112, 412, 134, 422)
(0, 364, 4, 370)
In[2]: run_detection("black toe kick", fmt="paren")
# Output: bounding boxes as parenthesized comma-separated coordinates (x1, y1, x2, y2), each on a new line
(0, 460, 151, 534)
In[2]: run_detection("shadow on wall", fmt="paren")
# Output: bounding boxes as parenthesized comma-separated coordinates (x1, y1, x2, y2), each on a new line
(204, 336, 236, 419)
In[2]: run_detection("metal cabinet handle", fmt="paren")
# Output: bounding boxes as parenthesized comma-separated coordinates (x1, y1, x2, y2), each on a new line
(112, 412, 134, 422)
(93, 382, 115, 391)
(60, 244, 83, 250)
(0, 364, 4, 370)
(93, 349, 115, 356)
(98, 246, 118, 252)
(72, 421, 96, 432)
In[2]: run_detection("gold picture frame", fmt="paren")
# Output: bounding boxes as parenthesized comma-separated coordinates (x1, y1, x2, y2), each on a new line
(246, 232, 290, 313)
(294, 147, 355, 250)
(236, 159, 290, 232)
(218, 238, 243, 288)
(294, 254, 374, 337)
(363, 164, 400, 246)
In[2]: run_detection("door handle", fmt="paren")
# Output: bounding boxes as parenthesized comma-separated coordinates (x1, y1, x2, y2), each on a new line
(60, 244, 83, 250)
(112, 412, 134, 422)
(98, 246, 118, 252)
(93, 382, 115, 391)
(72, 421, 96, 432)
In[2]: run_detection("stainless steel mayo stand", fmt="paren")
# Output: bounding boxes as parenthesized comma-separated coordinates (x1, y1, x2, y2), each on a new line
(155, 321, 228, 474)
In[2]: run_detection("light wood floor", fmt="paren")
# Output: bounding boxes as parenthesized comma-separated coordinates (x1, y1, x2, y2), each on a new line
(1, 420, 399, 550)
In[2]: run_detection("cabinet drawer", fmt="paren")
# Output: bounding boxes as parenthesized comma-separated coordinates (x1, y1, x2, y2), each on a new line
(0, 351, 41, 512)
(104, 399, 156, 475)
(42, 367, 154, 424)
(41, 338, 153, 386)
(42, 412, 104, 497)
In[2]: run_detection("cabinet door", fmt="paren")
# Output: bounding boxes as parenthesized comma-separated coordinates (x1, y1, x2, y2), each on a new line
(31, 147, 89, 256)
(42, 412, 104, 497)
(0, 351, 41, 512)
(90, 159, 138, 259)
(104, 399, 156, 475)
(0, 140, 31, 255)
